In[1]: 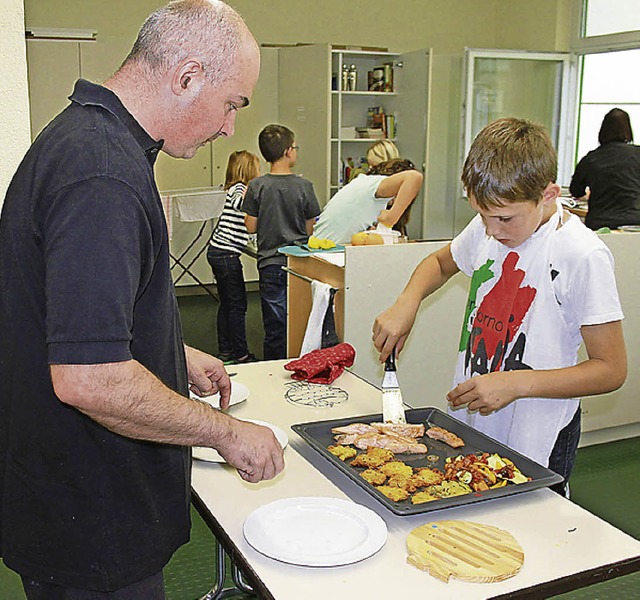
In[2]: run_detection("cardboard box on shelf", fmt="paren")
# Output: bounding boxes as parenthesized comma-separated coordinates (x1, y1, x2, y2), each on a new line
(340, 126, 357, 139)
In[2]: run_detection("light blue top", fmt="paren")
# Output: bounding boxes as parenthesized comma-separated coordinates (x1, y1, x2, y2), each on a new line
(313, 174, 390, 244)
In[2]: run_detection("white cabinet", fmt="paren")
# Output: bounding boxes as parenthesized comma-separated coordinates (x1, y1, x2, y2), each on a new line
(330, 49, 400, 192)
(279, 45, 432, 239)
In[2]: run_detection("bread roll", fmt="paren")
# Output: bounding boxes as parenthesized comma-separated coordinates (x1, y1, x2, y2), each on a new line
(351, 231, 385, 246)
(365, 233, 384, 245)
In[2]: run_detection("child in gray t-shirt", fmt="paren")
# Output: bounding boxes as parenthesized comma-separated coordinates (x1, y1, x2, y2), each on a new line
(242, 124, 320, 359)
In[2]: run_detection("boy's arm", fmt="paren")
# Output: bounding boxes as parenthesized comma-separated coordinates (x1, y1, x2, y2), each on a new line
(375, 170, 424, 227)
(305, 218, 315, 236)
(372, 243, 459, 361)
(447, 320, 627, 415)
(244, 214, 257, 233)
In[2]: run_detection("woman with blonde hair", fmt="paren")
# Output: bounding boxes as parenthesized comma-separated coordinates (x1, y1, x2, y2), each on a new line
(314, 157, 422, 244)
(207, 150, 260, 363)
(366, 139, 400, 168)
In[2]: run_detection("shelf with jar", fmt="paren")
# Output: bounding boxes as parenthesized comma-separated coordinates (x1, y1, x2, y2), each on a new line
(278, 44, 429, 213)
(330, 49, 401, 192)
(332, 51, 397, 93)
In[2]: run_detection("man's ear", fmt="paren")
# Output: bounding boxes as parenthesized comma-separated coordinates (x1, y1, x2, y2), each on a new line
(541, 182, 561, 206)
(171, 59, 205, 96)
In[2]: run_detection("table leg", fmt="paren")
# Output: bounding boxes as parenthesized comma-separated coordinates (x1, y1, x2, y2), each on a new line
(199, 539, 255, 600)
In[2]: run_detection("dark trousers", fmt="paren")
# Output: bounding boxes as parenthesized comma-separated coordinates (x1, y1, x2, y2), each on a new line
(207, 247, 249, 360)
(21, 571, 164, 600)
(548, 405, 581, 498)
(258, 264, 287, 360)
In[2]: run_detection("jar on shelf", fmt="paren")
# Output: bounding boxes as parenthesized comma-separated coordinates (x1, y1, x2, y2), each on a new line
(341, 64, 349, 91)
(348, 64, 357, 91)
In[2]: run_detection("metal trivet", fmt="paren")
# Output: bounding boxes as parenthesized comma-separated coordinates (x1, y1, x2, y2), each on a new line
(284, 381, 349, 408)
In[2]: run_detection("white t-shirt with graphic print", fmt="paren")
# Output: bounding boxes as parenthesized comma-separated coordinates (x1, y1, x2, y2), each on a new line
(449, 208, 623, 466)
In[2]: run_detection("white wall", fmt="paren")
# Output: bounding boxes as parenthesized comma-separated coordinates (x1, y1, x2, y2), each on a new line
(0, 0, 31, 207)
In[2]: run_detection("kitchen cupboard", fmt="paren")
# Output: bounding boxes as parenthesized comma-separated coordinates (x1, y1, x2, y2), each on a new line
(278, 45, 432, 240)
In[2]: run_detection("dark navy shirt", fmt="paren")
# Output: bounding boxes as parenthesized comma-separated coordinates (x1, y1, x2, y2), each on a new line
(570, 141, 640, 230)
(0, 79, 190, 590)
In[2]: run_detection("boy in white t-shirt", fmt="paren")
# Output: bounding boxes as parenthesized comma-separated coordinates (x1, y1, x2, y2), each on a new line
(372, 118, 627, 496)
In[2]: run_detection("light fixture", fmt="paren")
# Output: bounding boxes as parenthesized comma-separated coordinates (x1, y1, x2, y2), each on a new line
(25, 28, 97, 42)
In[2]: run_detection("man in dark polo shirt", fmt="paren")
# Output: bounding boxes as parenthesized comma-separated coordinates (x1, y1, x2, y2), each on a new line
(0, 1, 284, 598)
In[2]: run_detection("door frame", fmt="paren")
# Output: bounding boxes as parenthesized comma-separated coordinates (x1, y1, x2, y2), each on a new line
(461, 48, 577, 187)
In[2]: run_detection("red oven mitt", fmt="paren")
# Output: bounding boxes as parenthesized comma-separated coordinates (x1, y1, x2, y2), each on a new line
(284, 343, 356, 384)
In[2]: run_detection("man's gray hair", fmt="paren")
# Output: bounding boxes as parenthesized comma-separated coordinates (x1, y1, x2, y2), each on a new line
(122, 0, 246, 85)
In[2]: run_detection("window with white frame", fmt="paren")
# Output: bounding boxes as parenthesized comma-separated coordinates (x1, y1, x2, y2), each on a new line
(574, 48, 640, 163)
(570, 1, 640, 175)
(582, 0, 640, 38)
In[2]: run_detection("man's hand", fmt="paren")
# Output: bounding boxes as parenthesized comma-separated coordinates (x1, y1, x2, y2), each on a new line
(447, 372, 523, 415)
(216, 418, 285, 483)
(185, 345, 231, 409)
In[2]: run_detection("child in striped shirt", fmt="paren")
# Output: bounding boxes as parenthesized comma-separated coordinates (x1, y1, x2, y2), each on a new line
(207, 151, 260, 364)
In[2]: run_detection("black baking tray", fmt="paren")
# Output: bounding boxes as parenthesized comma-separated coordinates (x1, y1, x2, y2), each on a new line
(291, 407, 563, 516)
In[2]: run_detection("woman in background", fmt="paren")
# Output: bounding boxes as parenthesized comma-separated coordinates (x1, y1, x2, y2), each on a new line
(366, 139, 400, 169)
(207, 151, 260, 364)
(313, 158, 423, 244)
(570, 108, 640, 230)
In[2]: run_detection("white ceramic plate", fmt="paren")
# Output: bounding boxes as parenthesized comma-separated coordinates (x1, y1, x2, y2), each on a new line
(619, 225, 640, 232)
(189, 381, 249, 409)
(243, 497, 387, 566)
(192, 419, 288, 463)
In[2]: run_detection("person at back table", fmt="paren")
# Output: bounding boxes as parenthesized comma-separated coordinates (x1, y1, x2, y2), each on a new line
(366, 139, 400, 169)
(313, 158, 423, 244)
(207, 150, 260, 365)
(242, 124, 321, 360)
(373, 118, 627, 498)
(0, 2, 284, 598)
(570, 108, 640, 230)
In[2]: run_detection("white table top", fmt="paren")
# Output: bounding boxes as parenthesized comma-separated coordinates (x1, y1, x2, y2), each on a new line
(191, 361, 640, 599)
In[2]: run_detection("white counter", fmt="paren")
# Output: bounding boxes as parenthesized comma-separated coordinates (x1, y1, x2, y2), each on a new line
(191, 361, 640, 599)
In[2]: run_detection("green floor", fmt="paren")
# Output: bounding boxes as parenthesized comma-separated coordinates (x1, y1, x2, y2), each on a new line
(1, 292, 638, 598)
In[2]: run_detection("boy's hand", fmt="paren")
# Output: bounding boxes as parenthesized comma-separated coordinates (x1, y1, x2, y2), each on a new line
(372, 297, 419, 362)
(447, 371, 523, 415)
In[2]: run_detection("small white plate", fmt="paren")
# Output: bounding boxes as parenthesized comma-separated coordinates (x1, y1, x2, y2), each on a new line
(192, 419, 288, 463)
(619, 225, 640, 232)
(243, 497, 387, 566)
(189, 381, 249, 409)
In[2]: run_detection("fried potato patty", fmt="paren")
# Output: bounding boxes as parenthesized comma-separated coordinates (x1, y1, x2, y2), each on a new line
(378, 461, 413, 478)
(377, 485, 410, 502)
(328, 445, 357, 461)
(360, 468, 387, 486)
(350, 446, 394, 468)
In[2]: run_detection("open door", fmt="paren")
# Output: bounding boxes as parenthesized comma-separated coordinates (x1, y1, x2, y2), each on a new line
(456, 49, 576, 230)
(395, 49, 432, 240)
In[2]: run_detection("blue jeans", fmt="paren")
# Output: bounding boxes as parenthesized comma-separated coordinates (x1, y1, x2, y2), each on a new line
(548, 405, 581, 498)
(207, 247, 249, 360)
(259, 264, 287, 360)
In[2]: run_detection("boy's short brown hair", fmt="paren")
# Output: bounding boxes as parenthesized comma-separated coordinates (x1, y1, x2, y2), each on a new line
(258, 124, 295, 163)
(462, 117, 557, 209)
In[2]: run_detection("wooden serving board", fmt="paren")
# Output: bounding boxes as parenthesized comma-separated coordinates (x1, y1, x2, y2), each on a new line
(407, 520, 524, 583)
